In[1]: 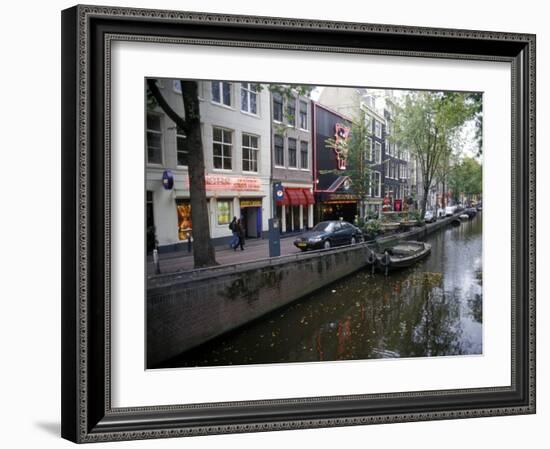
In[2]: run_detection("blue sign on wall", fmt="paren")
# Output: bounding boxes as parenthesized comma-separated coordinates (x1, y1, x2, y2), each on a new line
(162, 170, 174, 190)
(273, 182, 284, 201)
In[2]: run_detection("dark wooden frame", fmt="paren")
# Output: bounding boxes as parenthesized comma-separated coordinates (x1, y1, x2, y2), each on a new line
(61, 4, 536, 443)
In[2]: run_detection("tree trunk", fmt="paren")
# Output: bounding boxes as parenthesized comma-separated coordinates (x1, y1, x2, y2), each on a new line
(420, 184, 430, 217)
(442, 176, 447, 208)
(180, 81, 217, 268)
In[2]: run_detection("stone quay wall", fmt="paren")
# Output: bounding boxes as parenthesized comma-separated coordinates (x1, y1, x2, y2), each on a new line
(147, 244, 370, 367)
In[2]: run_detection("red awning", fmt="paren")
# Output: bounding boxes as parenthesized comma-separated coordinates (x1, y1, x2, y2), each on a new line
(285, 188, 307, 206)
(276, 188, 314, 206)
(302, 189, 315, 205)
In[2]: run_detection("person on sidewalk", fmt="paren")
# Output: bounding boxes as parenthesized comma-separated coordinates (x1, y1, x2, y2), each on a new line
(229, 216, 239, 250)
(236, 218, 245, 251)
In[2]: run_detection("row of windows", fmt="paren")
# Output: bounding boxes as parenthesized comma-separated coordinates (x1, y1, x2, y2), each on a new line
(364, 137, 409, 166)
(207, 82, 310, 129)
(386, 141, 409, 160)
(273, 135, 309, 170)
(211, 127, 261, 172)
(385, 161, 408, 180)
(147, 113, 262, 173)
(365, 115, 383, 139)
(365, 137, 382, 164)
(272, 93, 309, 130)
(368, 171, 382, 198)
(210, 81, 260, 115)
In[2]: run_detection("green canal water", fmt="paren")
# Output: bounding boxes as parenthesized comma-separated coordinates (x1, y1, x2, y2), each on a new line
(163, 214, 483, 368)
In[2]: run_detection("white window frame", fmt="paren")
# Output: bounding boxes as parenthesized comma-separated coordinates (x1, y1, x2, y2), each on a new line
(286, 95, 297, 127)
(374, 120, 382, 138)
(211, 81, 233, 108)
(240, 83, 259, 116)
(299, 100, 308, 130)
(146, 112, 163, 166)
(272, 92, 284, 123)
(274, 134, 285, 167)
(242, 133, 259, 173)
(287, 137, 298, 169)
(366, 137, 372, 162)
(374, 141, 382, 164)
(373, 171, 381, 197)
(365, 114, 372, 134)
(300, 140, 309, 170)
(212, 126, 233, 171)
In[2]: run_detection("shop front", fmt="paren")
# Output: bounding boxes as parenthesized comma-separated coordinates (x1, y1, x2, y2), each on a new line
(275, 187, 315, 233)
(239, 198, 263, 239)
(315, 192, 359, 224)
(148, 170, 271, 251)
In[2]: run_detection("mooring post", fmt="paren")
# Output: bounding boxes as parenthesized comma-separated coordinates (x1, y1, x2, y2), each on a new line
(153, 248, 161, 274)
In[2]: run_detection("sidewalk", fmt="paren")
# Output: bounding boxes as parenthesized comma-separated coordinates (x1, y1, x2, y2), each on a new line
(148, 234, 303, 275)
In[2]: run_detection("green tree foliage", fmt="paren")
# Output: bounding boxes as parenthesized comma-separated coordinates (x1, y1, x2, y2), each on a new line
(393, 91, 480, 216)
(449, 157, 482, 201)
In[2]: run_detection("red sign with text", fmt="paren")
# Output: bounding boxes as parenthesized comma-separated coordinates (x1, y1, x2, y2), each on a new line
(204, 175, 261, 191)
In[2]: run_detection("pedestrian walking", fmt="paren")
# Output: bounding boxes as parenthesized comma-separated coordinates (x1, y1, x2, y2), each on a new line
(229, 216, 239, 250)
(236, 218, 245, 251)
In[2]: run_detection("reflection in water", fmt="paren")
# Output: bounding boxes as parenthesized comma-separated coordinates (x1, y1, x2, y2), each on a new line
(163, 215, 483, 368)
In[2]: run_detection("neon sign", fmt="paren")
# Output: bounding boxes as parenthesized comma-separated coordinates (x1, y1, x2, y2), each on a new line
(326, 123, 351, 170)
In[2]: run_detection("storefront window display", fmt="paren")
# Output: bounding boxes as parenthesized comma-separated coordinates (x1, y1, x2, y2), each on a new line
(217, 200, 232, 225)
(176, 200, 192, 241)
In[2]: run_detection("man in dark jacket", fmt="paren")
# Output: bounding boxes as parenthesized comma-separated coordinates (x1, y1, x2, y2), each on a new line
(229, 216, 238, 249)
(236, 218, 245, 251)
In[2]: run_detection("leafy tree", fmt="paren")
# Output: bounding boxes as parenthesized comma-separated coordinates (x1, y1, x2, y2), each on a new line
(449, 156, 482, 202)
(392, 91, 479, 216)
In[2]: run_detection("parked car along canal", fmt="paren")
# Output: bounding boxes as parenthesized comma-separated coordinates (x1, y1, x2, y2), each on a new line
(294, 220, 363, 251)
(424, 210, 436, 223)
(161, 213, 483, 368)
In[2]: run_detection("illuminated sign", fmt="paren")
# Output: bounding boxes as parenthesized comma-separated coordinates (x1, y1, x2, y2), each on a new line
(240, 199, 262, 208)
(204, 175, 261, 191)
(333, 123, 351, 170)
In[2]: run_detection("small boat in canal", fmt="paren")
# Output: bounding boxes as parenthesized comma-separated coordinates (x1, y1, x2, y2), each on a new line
(366, 241, 431, 275)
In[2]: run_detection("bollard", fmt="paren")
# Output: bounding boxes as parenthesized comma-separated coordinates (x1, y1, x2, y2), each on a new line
(153, 248, 161, 274)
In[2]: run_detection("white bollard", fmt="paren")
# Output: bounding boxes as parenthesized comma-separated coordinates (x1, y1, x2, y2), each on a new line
(153, 249, 160, 274)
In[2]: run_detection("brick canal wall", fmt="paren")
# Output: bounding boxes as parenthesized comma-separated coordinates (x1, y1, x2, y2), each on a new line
(146, 213, 463, 367)
(147, 244, 370, 367)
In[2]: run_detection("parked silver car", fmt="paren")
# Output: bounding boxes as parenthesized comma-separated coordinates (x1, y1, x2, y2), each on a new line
(424, 210, 436, 223)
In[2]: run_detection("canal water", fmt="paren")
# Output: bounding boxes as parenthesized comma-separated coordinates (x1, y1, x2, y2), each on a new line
(163, 214, 482, 368)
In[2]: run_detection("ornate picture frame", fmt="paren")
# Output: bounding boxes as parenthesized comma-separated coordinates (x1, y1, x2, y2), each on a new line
(61, 4, 536, 443)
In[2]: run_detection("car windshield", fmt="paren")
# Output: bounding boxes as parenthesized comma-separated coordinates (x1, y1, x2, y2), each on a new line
(313, 222, 335, 232)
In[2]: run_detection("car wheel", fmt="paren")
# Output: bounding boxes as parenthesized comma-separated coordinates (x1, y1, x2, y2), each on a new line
(351, 236, 357, 245)
(323, 240, 331, 249)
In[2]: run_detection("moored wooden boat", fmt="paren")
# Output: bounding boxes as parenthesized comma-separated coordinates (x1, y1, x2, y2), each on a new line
(366, 241, 431, 275)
